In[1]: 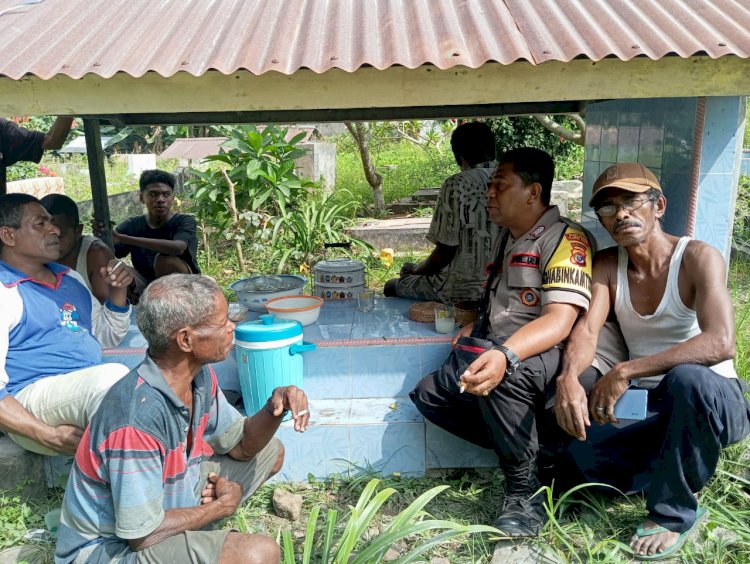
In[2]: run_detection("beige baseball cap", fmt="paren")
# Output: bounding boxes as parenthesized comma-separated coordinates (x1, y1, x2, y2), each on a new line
(589, 163, 662, 206)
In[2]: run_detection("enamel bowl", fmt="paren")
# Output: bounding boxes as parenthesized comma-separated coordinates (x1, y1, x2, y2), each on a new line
(264, 295, 324, 326)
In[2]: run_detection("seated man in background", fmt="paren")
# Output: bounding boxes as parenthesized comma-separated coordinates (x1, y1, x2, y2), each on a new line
(410, 148, 593, 537)
(0, 194, 132, 456)
(555, 163, 750, 560)
(94, 169, 200, 302)
(56, 274, 311, 564)
(384, 121, 500, 305)
(41, 194, 117, 304)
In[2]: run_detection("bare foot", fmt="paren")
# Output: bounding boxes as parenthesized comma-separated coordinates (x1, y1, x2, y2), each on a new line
(630, 520, 679, 557)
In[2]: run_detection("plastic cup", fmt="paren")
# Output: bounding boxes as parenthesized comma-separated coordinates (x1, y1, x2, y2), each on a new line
(357, 290, 375, 312)
(434, 304, 456, 333)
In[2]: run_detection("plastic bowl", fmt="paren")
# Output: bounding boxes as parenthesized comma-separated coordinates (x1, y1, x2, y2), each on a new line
(230, 275, 306, 312)
(265, 295, 324, 326)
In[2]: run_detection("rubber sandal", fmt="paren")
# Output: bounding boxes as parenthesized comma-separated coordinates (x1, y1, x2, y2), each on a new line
(633, 506, 709, 561)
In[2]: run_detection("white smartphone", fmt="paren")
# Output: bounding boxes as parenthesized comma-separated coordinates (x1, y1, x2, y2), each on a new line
(613, 388, 648, 420)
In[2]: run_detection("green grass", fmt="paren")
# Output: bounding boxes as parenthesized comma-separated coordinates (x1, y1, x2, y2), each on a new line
(333, 138, 456, 215)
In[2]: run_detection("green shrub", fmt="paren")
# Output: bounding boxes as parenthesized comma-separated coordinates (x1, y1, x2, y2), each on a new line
(487, 116, 584, 179)
(734, 176, 750, 242)
(269, 193, 374, 272)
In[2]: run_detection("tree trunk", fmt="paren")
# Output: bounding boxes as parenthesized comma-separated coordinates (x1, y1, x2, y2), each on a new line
(220, 169, 246, 271)
(200, 220, 211, 268)
(532, 114, 586, 146)
(345, 122, 385, 215)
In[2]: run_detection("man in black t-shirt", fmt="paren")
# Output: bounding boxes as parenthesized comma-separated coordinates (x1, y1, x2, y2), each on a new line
(0, 116, 74, 194)
(94, 169, 199, 302)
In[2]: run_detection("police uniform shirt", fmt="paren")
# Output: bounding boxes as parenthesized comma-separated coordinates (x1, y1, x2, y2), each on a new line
(488, 206, 593, 338)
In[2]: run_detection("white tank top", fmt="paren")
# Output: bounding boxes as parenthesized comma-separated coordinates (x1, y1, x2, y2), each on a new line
(615, 236, 736, 388)
(75, 234, 97, 293)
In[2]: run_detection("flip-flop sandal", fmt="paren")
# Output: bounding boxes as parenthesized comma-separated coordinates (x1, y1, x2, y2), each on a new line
(633, 506, 709, 561)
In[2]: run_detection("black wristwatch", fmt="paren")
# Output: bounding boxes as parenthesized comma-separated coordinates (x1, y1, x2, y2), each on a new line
(494, 344, 521, 377)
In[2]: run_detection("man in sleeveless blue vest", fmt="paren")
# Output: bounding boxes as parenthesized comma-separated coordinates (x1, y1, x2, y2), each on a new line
(555, 163, 750, 561)
(0, 194, 133, 456)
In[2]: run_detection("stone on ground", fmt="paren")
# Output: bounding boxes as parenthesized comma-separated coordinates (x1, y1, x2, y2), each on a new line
(0, 434, 45, 499)
(272, 488, 303, 521)
(491, 539, 561, 564)
(0, 545, 49, 564)
(383, 544, 402, 561)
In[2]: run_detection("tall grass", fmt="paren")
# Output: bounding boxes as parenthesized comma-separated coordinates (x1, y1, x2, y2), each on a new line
(333, 139, 456, 214)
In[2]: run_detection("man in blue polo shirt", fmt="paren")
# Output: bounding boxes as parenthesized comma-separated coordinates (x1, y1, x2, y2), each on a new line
(56, 274, 311, 564)
(0, 193, 132, 456)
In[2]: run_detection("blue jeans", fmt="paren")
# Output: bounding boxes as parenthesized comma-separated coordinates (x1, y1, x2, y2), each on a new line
(547, 365, 750, 533)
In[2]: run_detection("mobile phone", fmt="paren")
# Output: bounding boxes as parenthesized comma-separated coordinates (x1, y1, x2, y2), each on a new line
(613, 388, 648, 420)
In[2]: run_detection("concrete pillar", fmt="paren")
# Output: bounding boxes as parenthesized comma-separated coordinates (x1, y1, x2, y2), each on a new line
(297, 142, 336, 195)
(692, 96, 747, 259)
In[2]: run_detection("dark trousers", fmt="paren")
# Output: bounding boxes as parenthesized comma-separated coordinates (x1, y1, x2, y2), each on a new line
(546, 364, 750, 533)
(410, 346, 562, 465)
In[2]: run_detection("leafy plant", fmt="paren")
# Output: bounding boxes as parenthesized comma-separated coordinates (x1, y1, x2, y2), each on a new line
(487, 115, 584, 179)
(5, 160, 41, 182)
(280, 478, 498, 563)
(269, 192, 374, 272)
(410, 206, 434, 218)
(186, 125, 318, 270)
(189, 125, 316, 223)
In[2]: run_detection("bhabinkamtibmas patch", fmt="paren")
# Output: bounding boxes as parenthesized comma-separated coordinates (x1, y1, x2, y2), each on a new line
(542, 228, 593, 299)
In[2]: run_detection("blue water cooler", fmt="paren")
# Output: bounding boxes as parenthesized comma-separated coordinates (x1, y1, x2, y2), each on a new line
(234, 314, 316, 416)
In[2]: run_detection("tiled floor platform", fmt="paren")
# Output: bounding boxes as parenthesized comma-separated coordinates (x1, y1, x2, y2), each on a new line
(103, 298, 498, 482)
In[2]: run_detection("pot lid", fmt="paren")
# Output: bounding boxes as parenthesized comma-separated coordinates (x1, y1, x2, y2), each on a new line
(235, 314, 302, 342)
(313, 259, 365, 273)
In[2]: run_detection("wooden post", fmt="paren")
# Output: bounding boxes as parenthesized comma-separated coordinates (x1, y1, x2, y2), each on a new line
(83, 118, 113, 248)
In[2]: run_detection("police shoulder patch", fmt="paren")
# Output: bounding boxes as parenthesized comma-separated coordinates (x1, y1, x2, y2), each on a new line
(520, 288, 540, 306)
(541, 226, 593, 298)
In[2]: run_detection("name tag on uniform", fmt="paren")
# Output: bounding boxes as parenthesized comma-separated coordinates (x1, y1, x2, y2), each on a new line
(613, 388, 648, 420)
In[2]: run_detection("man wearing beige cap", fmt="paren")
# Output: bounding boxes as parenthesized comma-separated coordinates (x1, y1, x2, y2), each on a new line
(554, 163, 750, 560)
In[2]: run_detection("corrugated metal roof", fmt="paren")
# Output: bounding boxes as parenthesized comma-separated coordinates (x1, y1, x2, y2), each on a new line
(0, 0, 748, 81)
(159, 128, 316, 158)
(159, 137, 227, 160)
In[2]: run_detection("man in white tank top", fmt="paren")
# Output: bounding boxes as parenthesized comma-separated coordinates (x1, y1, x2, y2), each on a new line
(40, 194, 123, 304)
(554, 163, 750, 560)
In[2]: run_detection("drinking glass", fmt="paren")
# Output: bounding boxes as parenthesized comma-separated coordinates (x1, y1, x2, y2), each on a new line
(357, 290, 375, 312)
(434, 304, 456, 333)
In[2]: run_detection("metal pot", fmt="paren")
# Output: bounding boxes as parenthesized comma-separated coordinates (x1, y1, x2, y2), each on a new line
(312, 258, 366, 299)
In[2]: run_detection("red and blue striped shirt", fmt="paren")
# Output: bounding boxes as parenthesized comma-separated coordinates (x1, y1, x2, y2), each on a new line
(55, 355, 245, 563)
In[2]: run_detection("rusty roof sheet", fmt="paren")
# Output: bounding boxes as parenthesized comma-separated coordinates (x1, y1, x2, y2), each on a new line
(159, 127, 316, 158)
(0, 0, 748, 81)
(158, 137, 228, 160)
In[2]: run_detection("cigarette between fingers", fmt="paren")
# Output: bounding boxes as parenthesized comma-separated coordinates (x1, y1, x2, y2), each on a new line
(296, 409, 309, 417)
(110, 260, 125, 273)
(459, 383, 466, 394)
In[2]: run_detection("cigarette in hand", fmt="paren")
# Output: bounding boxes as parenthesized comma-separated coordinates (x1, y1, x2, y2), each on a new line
(110, 260, 125, 274)
(459, 382, 466, 394)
